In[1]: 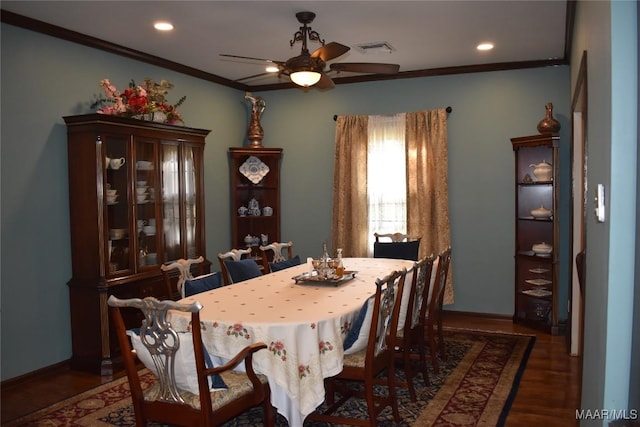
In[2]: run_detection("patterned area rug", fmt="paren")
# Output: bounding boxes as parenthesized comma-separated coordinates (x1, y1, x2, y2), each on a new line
(6, 329, 534, 427)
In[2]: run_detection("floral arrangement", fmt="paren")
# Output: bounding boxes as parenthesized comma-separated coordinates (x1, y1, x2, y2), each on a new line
(92, 78, 186, 124)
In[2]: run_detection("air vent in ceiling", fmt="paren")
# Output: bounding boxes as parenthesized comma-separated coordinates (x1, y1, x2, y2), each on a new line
(354, 41, 395, 54)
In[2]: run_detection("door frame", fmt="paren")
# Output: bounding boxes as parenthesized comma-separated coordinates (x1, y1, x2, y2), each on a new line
(569, 51, 588, 379)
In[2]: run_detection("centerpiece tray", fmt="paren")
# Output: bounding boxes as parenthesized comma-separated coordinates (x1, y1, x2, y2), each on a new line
(293, 271, 358, 286)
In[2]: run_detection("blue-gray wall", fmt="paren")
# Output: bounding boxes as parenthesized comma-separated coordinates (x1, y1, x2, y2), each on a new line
(1, 4, 637, 421)
(571, 1, 639, 424)
(0, 21, 569, 380)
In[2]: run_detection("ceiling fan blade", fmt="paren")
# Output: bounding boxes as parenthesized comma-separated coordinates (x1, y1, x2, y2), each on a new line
(330, 62, 400, 74)
(220, 53, 284, 65)
(235, 72, 277, 82)
(311, 42, 350, 62)
(314, 72, 335, 90)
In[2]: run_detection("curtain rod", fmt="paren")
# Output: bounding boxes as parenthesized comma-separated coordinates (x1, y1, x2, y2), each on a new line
(333, 106, 452, 121)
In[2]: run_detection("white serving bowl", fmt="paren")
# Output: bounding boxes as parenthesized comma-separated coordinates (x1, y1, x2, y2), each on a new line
(136, 180, 147, 187)
(531, 205, 552, 219)
(135, 187, 147, 195)
(532, 242, 553, 254)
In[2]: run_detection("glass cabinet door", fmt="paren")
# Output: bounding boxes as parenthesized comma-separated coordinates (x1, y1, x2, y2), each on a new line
(135, 138, 159, 269)
(104, 134, 131, 276)
(162, 143, 181, 262)
(183, 144, 203, 258)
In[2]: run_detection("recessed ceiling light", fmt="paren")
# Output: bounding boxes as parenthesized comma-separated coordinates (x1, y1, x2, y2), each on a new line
(265, 66, 279, 73)
(477, 43, 494, 51)
(154, 22, 174, 31)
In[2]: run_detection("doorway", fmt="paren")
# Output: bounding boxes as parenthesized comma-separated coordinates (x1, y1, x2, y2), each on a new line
(569, 51, 588, 369)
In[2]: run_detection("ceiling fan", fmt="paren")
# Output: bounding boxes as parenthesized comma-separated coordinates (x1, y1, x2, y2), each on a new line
(220, 11, 400, 89)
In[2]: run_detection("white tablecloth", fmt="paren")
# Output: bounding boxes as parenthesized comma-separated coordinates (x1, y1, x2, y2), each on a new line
(169, 257, 414, 427)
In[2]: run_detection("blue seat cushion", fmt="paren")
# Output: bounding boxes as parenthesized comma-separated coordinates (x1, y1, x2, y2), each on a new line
(184, 272, 223, 297)
(269, 255, 301, 272)
(127, 328, 227, 393)
(373, 240, 420, 261)
(343, 295, 375, 355)
(224, 258, 262, 283)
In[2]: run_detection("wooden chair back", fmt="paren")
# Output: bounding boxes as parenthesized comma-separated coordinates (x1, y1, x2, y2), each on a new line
(160, 256, 207, 299)
(309, 268, 408, 426)
(373, 233, 422, 260)
(107, 295, 274, 427)
(258, 241, 294, 271)
(374, 232, 421, 243)
(217, 248, 252, 285)
(425, 246, 452, 373)
(394, 254, 436, 400)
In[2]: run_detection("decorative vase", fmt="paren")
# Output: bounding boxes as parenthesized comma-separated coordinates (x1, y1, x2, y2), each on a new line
(245, 93, 266, 148)
(537, 102, 561, 134)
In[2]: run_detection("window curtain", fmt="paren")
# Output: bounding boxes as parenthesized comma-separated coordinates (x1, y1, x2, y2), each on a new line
(406, 109, 453, 304)
(332, 115, 369, 257)
(332, 108, 453, 304)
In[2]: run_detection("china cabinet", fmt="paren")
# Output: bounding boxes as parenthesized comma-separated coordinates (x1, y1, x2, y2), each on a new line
(511, 133, 562, 334)
(229, 147, 282, 261)
(63, 114, 210, 375)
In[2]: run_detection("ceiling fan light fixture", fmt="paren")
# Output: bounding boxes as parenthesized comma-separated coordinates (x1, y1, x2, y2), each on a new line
(290, 71, 322, 87)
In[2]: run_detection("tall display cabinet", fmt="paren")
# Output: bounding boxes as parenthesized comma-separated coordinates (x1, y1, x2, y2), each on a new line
(228, 147, 282, 259)
(64, 114, 210, 375)
(511, 133, 562, 334)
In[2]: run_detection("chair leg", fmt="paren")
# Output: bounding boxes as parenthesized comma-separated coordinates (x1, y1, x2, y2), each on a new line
(262, 386, 275, 427)
(426, 321, 440, 374)
(325, 378, 335, 405)
(387, 364, 401, 422)
(402, 345, 417, 402)
(417, 330, 430, 386)
(364, 377, 378, 426)
(437, 315, 447, 361)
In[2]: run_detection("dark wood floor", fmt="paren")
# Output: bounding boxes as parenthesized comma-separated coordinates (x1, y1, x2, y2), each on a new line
(1, 313, 581, 426)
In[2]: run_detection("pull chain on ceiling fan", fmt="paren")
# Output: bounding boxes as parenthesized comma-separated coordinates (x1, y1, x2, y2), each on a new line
(220, 11, 400, 89)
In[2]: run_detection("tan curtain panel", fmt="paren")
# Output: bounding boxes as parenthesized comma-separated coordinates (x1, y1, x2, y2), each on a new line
(332, 109, 454, 304)
(332, 115, 369, 257)
(405, 109, 454, 304)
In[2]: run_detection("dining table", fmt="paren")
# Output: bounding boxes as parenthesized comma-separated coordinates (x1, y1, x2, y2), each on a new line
(169, 257, 415, 427)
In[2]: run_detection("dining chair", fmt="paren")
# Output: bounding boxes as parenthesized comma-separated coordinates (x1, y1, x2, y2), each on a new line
(393, 254, 437, 401)
(425, 246, 452, 373)
(258, 241, 297, 272)
(308, 268, 408, 426)
(217, 248, 253, 285)
(107, 295, 274, 427)
(161, 256, 221, 299)
(374, 232, 420, 243)
(373, 232, 422, 261)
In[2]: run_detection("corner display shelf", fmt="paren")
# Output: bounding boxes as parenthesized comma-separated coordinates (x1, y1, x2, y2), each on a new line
(511, 133, 562, 334)
(229, 147, 282, 261)
(64, 114, 211, 375)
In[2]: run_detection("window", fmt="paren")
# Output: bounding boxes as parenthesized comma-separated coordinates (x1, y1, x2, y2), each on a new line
(367, 114, 406, 251)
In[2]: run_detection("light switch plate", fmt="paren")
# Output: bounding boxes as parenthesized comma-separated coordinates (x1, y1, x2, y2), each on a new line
(595, 184, 606, 222)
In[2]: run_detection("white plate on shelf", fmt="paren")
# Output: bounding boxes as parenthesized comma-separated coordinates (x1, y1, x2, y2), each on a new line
(535, 253, 552, 258)
(522, 289, 552, 297)
(529, 267, 550, 274)
(239, 156, 269, 184)
(525, 278, 552, 286)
